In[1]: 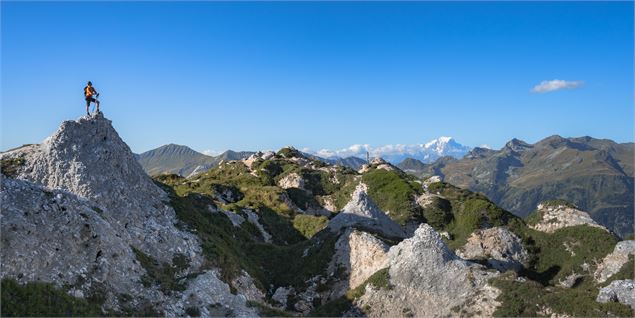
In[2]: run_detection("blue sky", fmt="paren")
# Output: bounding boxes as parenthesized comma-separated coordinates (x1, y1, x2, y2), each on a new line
(2, 1, 633, 154)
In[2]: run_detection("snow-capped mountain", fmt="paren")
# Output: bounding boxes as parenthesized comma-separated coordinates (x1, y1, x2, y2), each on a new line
(306, 136, 472, 164)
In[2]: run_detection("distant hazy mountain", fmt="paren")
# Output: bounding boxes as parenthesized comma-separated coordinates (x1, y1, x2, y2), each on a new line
(328, 156, 367, 170)
(400, 135, 635, 237)
(308, 136, 472, 165)
(136, 144, 253, 177)
(301, 151, 367, 170)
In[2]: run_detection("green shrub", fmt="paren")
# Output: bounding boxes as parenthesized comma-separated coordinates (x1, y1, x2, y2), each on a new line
(523, 225, 618, 284)
(184, 306, 200, 317)
(1, 279, 104, 317)
(491, 273, 633, 317)
(362, 169, 422, 225)
(286, 188, 320, 210)
(330, 176, 361, 211)
(311, 267, 392, 317)
(541, 199, 578, 209)
(0, 157, 25, 178)
(132, 248, 187, 293)
(293, 215, 329, 239)
(277, 147, 305, 159)
(246, 300, 291, 317)
(427, 182, 444, 193)
(422, 197, 453, 229)
(258, 207, 305, 245)
(445, 197, 518, 250)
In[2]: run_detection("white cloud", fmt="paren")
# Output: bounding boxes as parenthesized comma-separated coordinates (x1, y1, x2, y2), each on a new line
(531, 79, 584, 93)
(202, 149, 223, 156)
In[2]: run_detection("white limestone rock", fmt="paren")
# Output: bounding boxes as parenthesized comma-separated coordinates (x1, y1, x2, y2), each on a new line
(277, 172, 305, 190)
(456, 227, 529, 272)
(529, 202, 607, 233)
(0, 113, 202, 266)
(328, 228, 390, 299)
(328, 183, 406, 239)
(595, 240, 635, 283)
(0, 178, 149, 309)
(596, 279, 635, 310)
(355, 224, 501, 317)
(168, 270, 258, 317)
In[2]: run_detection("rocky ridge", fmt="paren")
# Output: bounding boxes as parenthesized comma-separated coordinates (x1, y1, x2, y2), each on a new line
(529, 202, 608, 233)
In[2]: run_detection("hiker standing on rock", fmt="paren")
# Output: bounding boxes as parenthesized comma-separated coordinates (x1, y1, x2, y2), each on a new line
(84, 81, 100, 116)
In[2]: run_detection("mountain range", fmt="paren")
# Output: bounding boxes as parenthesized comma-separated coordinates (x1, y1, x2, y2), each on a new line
(135, 144, 254, 177)
(398, 135, 635, 237)
(1, 113, 633, 317)
(135, 136, 472, 176)
(307, 136, 472, 164)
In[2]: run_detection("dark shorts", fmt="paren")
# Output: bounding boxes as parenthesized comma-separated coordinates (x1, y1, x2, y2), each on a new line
(85, 96, 96, 106)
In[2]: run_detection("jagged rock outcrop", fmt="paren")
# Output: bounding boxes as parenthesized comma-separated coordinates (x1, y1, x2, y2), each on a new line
(529, 202, 608, 233)
(231, 270, 265, 303)
(595, 240, 635, 283)
(356, 224, 500, 317)
(1, 113, 201, 265)
(0, 178, 149, 309)
(456, 227, 529, 272)
(415, 192, 442, 209)
(596, 280, 635, 310)
(328, 183, 406, 239)
(329, 228, 390, 298)
(169, 270, 258, 317)
(0, 114, 271, 315)
(272, 286, 295, 309)
(277, 172, 305, 189)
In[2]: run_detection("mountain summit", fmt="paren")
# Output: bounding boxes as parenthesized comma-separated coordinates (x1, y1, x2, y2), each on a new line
(0, 113, 260, 315)
(136, 144, 253, 177)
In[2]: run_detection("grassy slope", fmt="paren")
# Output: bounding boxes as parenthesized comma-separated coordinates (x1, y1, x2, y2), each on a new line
(154, 159, 342, 294)
(361, 169, 423, 225)
(1, 279, 105, 317)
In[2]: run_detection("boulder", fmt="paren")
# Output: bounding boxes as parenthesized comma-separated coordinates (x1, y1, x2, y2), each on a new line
(596, 280, 635, 310)
(277, 172, 305, 189)
(456, 227, 529, 272)
(168, 270, 258, 317)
